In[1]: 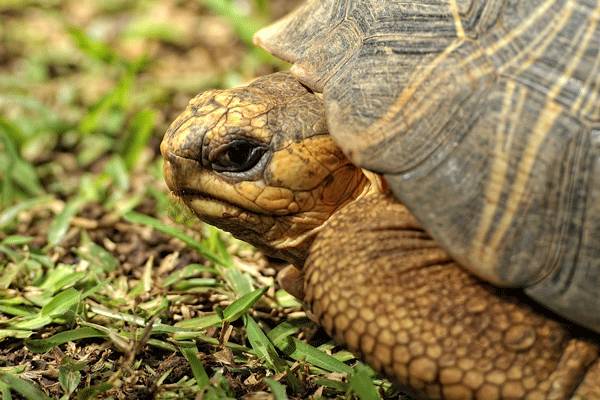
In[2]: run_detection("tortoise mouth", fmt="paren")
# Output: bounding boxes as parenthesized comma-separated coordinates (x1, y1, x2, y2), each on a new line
(164, 151, 256, 218)
(174, 188, 250, 219)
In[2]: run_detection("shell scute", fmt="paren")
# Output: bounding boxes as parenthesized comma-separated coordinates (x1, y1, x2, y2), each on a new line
(255, 0, 600, 332)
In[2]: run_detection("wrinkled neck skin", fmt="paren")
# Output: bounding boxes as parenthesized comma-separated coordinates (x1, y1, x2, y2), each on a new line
(278, 169, 387, 268)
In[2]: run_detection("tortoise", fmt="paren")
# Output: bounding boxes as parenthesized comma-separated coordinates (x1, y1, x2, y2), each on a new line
(160, 1, 600, 398)
(162, 72, 600, 399)
(250, 0, 600, 335)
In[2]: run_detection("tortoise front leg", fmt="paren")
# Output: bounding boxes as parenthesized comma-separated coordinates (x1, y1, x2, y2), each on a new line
(304, 193, 599, 400)
(574, 360, 600, 398)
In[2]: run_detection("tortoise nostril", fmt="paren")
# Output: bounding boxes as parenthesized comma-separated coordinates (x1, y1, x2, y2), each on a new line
(161, 124, 206, 165)
(164, 151, 178, 164)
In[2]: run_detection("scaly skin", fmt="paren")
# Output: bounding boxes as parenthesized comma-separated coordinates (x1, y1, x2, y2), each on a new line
(307, 193, 600, 399)
(161, 72, 371, 266)
(161, 73, 600, 399)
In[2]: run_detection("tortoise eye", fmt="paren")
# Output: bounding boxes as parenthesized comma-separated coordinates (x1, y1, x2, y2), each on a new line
(211, 140, 267, 173)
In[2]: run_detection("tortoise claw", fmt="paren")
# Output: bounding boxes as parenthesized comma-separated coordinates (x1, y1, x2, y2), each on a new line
(276, 265, 305, 301)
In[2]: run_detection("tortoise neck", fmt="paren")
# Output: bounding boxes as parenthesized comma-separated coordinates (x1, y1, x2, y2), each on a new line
(257, 169, 386, 269)
(290, 170, 387, 267)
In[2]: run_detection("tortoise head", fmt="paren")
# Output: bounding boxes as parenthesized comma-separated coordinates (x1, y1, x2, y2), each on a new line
(161, 72, 371, 266)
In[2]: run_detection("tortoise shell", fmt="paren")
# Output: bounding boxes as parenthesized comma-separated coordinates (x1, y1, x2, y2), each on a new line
(254, 0, 600, 333)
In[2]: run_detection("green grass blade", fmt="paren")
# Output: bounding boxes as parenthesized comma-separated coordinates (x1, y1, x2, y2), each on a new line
(26, 327, 106, 353)
(349, 364, 381, 400)
(221, 267, 253, 296)
(222, 287, 267, 322)
(67, 27, 122, 65)
(1, 235, 33, 246)
(179, 342, 210, 390)
(10, 160, 44, 197)
(199, 0, 283, 69)
(314, 377, 348, 392)
(0, 196, 53, 229)
(58, 363, 82, 397)
(174, 313, 222, 330)
(78, 72, 132, 135)
(276, 337, 352, 375)
(75, 382, 112, 400)
(122, 109, 157, 170)
(204, 226, 232, 265)
(124, 212, 226, 265)
(147, 338, 177, 352)
(40, 288, 81, 317)
(267, 320, 303, 349)
(0, 304, 36, 317)
(40, 264, 86, 293)
(162, 263, 216, 287)
(0, 329, 33, 339)
(264, 378, 288, 400)
(47, 199, 84, 247)
(87, 305, 148, 327)
(0, 381, 11, 400)
(10, 316, 53, 330)
(0, 262, 22, 288)
(0, 373, 51, 400)
(102, 156, 130, 193)
(200, 0, 262, 46)
(0, 122, 44, 199)
(171, 278, 218, 291)
(202, 227, 253, 295)
(75, 235, 119, 274)
(244, 315, 286, 372)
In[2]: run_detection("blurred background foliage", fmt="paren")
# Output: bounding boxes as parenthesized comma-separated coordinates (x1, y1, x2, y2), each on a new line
(0, 0, 294, 211)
